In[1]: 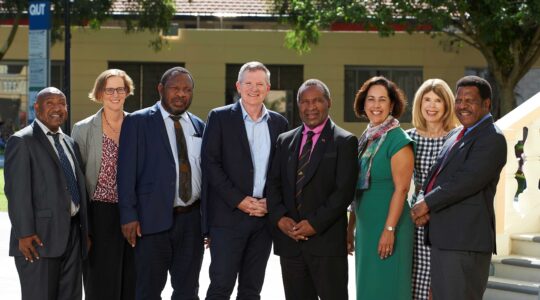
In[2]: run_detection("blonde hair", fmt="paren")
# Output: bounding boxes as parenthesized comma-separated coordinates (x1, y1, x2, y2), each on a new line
(412, 79, 459, 131)
(88, 69, 135, 102)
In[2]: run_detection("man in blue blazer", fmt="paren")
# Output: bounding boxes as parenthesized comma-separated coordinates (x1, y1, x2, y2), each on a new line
(412, 76, 507, 300)
(118, 67, 206, 299)
(202, 62, 288, 299)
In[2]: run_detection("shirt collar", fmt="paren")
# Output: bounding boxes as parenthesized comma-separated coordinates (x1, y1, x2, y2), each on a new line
(465, 113, 492, 134)
(35, 118, 65, 136)
(239, 99, 269, 122)
(302, 117, 329, 135)
(158, 101, 189, 122)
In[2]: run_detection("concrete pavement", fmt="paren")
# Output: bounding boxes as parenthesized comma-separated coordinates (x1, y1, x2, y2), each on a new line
(0, 212, 356, 299)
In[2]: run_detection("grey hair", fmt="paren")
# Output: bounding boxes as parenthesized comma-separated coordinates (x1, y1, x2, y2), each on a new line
(297, 79, 331, 103)
(237, 61, 271, 84)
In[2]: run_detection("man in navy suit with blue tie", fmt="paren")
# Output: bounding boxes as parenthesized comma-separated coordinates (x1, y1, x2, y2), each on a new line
(202, 61, 288, 299)
(118, 67, 206, 299)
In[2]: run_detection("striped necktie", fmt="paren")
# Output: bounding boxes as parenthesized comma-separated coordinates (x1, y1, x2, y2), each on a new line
(295, 131, 314, 207)
(170, 115, 192, 201)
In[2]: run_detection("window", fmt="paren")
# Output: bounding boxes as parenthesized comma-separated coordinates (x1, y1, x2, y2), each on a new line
(0, 61, 64, 133)
(225, 64, 303, 127)
(108, 62, 184, 112)
(344, 66, 423, 122)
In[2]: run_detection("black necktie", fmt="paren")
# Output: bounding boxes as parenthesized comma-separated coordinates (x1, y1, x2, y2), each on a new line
(296, 131, 315, 203)
(49, 133, 80, 206)
(170, 115, 192, 201)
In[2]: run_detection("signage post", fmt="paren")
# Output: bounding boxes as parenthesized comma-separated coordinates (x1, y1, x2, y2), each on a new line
(27, 1, 51, 124)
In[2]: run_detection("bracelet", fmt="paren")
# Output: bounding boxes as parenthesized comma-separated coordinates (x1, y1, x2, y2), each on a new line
(385, 226, 396, 232)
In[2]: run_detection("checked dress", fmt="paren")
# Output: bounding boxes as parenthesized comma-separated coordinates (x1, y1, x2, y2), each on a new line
(406, 128, 448, 300)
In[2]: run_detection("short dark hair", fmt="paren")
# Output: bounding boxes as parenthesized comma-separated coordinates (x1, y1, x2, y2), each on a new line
(353, 76, 407, 119)
(160, 67, 194, 88)
(456, 75, 492, 100)
(297, 79, 331, 103)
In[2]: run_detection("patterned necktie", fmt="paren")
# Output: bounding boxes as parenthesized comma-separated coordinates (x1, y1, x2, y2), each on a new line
(425, 127, 467, 193)
(170, 115, 192, 201)
(296, 131, 315, 203)
(49, 133, 80, 206)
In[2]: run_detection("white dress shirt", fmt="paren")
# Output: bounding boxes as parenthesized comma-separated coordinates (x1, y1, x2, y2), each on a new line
(35, 118, 79, 215)
(157, 101, 202, 207)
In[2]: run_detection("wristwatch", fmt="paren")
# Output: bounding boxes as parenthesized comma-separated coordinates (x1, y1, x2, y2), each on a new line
(385, 226, 396, 232)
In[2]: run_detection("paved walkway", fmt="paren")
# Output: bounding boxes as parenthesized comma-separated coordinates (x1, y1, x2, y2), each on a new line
(0, 212, 356, 299)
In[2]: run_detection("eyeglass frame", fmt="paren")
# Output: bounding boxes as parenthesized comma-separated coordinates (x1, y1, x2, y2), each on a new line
(103, 87, 127, 95)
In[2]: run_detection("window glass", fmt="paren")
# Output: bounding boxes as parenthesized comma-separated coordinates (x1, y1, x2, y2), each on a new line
(344, 66, 423, 122)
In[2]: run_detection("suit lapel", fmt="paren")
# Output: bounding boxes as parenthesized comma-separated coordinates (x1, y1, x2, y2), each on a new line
(231, 102, 254, 167)
(91, 109, 103, 180)
(187, 112, 203, 137)
(440, 116, 494, 172)
(150, 104, 175, 162)
(298, 120, 332, 190)
(32, 122, 63, 170)
(267, 112, 281, 161)
(287, 127, 303, 190)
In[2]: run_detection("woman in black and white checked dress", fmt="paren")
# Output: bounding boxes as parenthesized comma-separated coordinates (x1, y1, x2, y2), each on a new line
(407, 79, 459, 300)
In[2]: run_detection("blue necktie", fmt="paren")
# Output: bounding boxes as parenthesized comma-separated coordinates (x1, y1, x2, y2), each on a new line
(49, 133, 81, 206)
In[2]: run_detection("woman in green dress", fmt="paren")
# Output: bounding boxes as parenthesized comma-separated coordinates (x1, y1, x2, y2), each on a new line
(347, 76, 415, 299)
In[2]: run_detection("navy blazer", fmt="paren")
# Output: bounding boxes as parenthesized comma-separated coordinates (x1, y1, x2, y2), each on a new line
(423, 116, 507, 254)
(201, 102, 288, 234)
(117, 103, 205, 235)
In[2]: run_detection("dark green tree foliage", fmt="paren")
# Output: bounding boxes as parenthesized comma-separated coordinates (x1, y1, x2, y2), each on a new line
(275, 0, 540, 116)
(0, 0, 176, 60)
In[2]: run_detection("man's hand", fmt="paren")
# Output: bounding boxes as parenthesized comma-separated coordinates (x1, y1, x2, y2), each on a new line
(121, 221, 141, 247)
(411, 200, 429, 221)
(18, 234, 43, 262)
(237, 197, 267, 217)
(291, 220, 316, 241)
(277, 217, 297, 240)
(414, 214, 430, 227)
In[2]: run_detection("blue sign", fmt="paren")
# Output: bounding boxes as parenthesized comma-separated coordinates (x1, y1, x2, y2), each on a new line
(29, 1, 51, 30)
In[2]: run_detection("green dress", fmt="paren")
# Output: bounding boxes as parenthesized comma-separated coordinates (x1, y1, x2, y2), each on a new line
(355, 127, 414, 300)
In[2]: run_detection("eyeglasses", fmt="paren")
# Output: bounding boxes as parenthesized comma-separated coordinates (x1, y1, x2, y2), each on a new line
(104, 87, 127, 95)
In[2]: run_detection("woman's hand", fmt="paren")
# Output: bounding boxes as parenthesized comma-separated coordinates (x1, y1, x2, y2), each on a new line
(378, 229, 395, 259)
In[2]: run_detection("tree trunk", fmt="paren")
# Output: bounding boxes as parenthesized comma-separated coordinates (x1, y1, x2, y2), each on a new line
(497, 83, 516, 118)
(0, 10, 21, 61)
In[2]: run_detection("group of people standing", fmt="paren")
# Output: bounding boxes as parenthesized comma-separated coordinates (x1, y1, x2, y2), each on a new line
(4, 60, 507, 300)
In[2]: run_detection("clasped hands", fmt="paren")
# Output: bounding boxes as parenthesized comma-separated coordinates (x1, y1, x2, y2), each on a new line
(237, 196, 268, 217)
(278, 216, 316, 241)
(411, 200, 430, 227)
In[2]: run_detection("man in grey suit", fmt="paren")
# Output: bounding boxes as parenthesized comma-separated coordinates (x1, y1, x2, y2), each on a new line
(4, 87, 89, 300)
(411, 76, 507, 300)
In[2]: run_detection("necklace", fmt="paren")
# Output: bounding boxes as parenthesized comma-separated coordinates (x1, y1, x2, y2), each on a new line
(103, 111, 122, 134)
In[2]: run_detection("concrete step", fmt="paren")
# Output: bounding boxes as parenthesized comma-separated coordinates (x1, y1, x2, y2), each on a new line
(484, 276, 540, 300)
(491, 255, 540, 282)
(511, 233, 540, 258)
